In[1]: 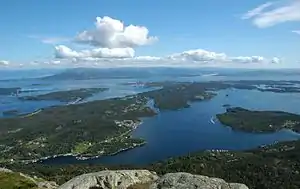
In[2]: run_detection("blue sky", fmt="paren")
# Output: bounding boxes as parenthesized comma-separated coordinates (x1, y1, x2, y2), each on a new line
(0, 0, 299, 68)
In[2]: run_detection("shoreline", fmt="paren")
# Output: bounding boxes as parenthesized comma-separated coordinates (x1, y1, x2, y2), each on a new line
(19, 120, 146, 164)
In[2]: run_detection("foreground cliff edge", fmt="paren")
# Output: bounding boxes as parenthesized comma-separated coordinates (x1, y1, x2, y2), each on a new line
(0, 168, 58, 189)
(0, 169, 248, 189)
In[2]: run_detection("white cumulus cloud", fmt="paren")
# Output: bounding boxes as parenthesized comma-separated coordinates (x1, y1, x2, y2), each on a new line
(271, 57, 281, 63)
(44, 60, 61, 65)
(75, 16, 157, 48)
(230, 56, 265, 63)
(166, 49, 279, 65)
(0, 60, 9, 66)
(53, 47, 280, 67)
(133, 56, 161, 61)
(55, 45, 135, 59)
(242, 0, 300, 28)
(167, 49, 227, 62)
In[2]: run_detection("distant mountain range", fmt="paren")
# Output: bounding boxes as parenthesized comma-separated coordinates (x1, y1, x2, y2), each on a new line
(41, 67, 300, 81)
(2, 67, 300, 81)
(41, 67, 210, 80)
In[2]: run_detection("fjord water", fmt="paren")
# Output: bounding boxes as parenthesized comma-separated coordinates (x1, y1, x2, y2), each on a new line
(2, 68, 300, 165)
(42, 89, 300, 165)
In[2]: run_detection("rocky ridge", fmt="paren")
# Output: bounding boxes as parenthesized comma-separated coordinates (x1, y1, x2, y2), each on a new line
(58, 170, 248, 189)
(1, 168, 248, 189)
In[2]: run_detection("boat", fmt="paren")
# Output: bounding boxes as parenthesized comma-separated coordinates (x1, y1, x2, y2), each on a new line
(210, 117, 216, 124)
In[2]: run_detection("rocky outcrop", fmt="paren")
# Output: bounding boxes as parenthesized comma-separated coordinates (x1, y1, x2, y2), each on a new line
(37, 181, 59, 189)
(58, 170, 248, 189)
(0, 168, 248, 189)
(0, 167, 13, 173)
(150, 172, 248, 189)
(58, 170, 158, 189)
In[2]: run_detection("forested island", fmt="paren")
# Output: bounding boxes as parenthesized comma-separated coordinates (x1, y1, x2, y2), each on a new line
(142, 82, 217, 110)
(217, 107, 300, 133)
(20, 88, 108, 102)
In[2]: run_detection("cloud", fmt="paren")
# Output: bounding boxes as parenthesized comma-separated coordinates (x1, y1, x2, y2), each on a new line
(166, 49, 279, 65)
(242, 0, 300, 28)
(55, 45, 135, 59)
(133, 56, 161, 61)
(271, 57, 281, 63)
(230, 56, 265, 63)
(49, 16, 278, 68)
(167, 49, 227, 62)
(29, 35, 69, 44)
(46, 60, 61, 65)
(0, 60, 9, 66)
(52, 47, 280, 67)
(242, 2, 274, 20)
(292, 30, 300, 35)
(75, 16, 157, 48)
(53, 16, 157, 64)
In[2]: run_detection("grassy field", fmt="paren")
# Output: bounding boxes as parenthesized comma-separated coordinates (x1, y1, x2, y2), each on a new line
(0, 172, 38, 189)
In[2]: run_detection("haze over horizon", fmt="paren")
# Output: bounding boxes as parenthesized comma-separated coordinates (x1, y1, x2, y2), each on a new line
(1, 0, 300, 69)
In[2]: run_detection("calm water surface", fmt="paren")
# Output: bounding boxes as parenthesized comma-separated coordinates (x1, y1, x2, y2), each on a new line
(2, 72, 300, 165)
(41, 89, 300, 165)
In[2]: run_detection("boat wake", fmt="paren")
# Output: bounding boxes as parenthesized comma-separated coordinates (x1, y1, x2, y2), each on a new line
(210, 117, 216, 124)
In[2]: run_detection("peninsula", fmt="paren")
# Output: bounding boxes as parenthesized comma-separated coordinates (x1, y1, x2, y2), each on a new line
(0, 95, 155, 163)
(217, 107, 300, 133)
(20, 88, 108, 102)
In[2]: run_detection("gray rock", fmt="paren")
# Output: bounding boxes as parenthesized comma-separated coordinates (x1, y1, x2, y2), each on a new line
(0, 167, 13, 173)
(58, 170, 159, 189)
(37, 181, 59, 189)
(150, 172, 249, 189)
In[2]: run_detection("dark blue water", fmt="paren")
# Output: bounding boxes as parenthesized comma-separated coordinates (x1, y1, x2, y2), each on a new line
(41, 89, 300, 165)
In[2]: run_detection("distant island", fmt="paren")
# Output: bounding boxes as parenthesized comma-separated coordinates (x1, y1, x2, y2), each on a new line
(20, 88, 108, 103)
(2, 110, 19, 116)
(41, 67, 206, 81)
(217, 107, 300, 133)
(0, 87, 21, 95)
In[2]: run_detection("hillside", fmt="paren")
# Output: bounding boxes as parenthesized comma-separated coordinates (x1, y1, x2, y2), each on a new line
(2, 139, 300, 189)
(0, 168, 57, 189)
